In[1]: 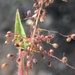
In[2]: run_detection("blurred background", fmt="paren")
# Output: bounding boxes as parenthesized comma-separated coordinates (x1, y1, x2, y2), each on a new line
(0, 0, 75, 75)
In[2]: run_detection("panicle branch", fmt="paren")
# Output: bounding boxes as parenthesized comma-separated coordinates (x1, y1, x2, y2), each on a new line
(1, 1, 75, 75)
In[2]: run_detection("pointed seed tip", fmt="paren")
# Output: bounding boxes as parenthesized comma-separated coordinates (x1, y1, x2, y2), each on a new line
(17, 9, 19, 12)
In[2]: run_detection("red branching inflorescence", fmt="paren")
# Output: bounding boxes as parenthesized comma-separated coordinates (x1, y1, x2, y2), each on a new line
(1, 0, 75, 75)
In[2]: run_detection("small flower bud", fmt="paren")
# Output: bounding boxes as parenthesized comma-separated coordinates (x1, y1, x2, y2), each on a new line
(40, 35, 44, 38)
(42, 50, 47, 54)
(45, 1, 49, 7)
(70, 34, 75, 40)
(5, 34, 9, 38)
(48, 49, 54, 55)
(45, 36, 48, 40)
(33, 58, 37, 64)
(62, 56, 68, 63)
(19, 41, 23, 47)
(34, 9, 39, 14)
(14, 43, 20, 47)
(32, 14, 37, 18)
(20, 48, 24, 51)
(26, 55, 30, 60)
(52, 43, 58, 48)
(48, 60, 51, 67)
(42, 11, 46, 18)
(1, 63, 8, 69)
(66, 37, 71, 42)
(14, 35, 18, 39)
(7, 54, 14, 58)
(17, 35, 22, 38)
(5, 31, 13, 38)
(42, 54, 45, 60)
(7, 31, 13, 37)
(12, 38, 16, 43)
(48, 34, 54, 39)
(33, 2, 38, 8)
(5, 40, 10, 44)
(16, 58, 21, 63)
(40, 17, 44, 23)
(37, 44, 40, 48)
(39, 46, 43, 51)
(26, 20, 33, 25)
(27, 60, 32, 68)
(38, 1, 42, 6)
(27, 10, 31, 17)
(46, 39, 50, 43)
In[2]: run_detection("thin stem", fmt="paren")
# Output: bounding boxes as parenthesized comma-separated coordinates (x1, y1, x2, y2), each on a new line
(32, 3, 43, 37)
(50, 55, 62, 62)
(50, 55, 75, 70)
(50, 30, 68, 37)
(41, 28, 68, 37)
(66, 63, 75, 70)
(25, 64, 28, 75)
(18, 49, 25, 75)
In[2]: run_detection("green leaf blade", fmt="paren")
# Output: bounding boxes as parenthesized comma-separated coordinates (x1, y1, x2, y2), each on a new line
(15, 9, 26, 36)
(14, 9, 28, 49)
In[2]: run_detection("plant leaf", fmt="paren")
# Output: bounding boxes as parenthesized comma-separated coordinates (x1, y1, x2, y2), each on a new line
(15, 9, 26, 36)
(14, 9, 28, 49)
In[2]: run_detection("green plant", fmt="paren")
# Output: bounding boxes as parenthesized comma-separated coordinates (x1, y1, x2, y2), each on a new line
(1, 0, 75, 75)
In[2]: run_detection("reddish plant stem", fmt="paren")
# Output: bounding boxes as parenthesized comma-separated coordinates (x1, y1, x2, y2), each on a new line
(32, 2, 43, 38)
(41, 28, 68, 37)
(50, 30, 68, 37)
(18, 49, 25, 75)
(25, 65, 28, 75)
(50, 55, 62, 62)
(66, 63, 75, 70)
(50, 55, 75, 70)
